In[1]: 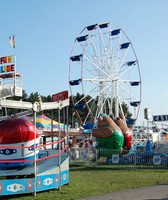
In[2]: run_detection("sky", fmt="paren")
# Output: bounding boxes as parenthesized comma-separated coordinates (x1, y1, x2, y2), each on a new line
(0, 0, 168, 126)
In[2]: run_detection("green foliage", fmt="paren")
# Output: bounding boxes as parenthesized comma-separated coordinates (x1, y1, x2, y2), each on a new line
(0, 91, 133, 126)
(28, 92, 40, 103)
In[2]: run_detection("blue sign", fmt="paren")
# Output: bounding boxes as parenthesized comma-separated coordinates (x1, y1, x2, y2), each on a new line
(153, 115, 168, 122)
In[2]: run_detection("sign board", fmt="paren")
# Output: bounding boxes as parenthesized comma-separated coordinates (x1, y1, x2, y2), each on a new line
(0, 54, 23, 98)
(153, 155, 161, 165)
(144, 108, 152, 120)
(153, 115, 168, 122)
(0, 64, 15, 74)
(0, 55, 14, 64)
(52, 90, 68, 102)
(112, 154, 119, 164)
(15, 87, 23, 97)
(0, 56, 15, 74)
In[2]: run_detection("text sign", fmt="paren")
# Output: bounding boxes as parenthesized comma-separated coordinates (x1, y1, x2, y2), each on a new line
(153, 115, 168, 122)
(0, 64, 15, 73)
(52, 90, 68, 102)
(0, 55, 14, 64)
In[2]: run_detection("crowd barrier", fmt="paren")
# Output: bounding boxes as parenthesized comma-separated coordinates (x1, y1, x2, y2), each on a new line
(68, 147, 168, 169)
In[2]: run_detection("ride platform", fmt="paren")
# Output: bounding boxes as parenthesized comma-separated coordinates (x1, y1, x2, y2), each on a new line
(0, 149, 69, 196)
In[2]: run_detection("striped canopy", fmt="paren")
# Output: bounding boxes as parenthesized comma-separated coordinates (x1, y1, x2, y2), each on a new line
(31, 114, 67, 130)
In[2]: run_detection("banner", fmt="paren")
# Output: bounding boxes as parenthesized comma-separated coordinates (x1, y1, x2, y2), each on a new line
(52, 90, 68, 102)
(0, 56, 14, 65)
(0, 64, 15, 73)
(153, 115, 168, 122)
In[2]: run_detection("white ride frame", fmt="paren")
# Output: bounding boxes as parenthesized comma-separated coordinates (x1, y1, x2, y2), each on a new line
(69, 22, 141, 125)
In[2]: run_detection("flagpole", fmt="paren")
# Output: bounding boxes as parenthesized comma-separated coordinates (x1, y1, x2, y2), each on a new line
(14, 53, 16, 96)
(14, 36, 16, 97)
(9, 35, 16, 96)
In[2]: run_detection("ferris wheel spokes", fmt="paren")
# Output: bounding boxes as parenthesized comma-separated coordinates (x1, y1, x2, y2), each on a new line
(69, 22, 141, 125)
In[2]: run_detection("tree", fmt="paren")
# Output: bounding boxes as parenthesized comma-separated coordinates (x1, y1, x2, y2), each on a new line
(28, 92, 40, 103)
(0, 89, 133, 127)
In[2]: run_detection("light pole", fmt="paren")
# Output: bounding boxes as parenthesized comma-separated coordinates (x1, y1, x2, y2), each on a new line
(72, 112, 75, 128)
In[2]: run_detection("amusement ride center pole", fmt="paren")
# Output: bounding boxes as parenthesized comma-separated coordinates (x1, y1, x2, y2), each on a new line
(51, 110, 54, 149)
(66, 106, 69, 156)
(114, 79, 119, 118)
(58, 108, 61, 190)
(33, 110, 37, 196)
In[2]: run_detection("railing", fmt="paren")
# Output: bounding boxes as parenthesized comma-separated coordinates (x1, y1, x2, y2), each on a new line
(0, 135, 68, 169)
(68, 147, 168, 169)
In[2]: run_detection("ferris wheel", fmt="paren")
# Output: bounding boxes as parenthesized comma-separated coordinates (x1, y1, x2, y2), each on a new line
(69, 22, 141, 126)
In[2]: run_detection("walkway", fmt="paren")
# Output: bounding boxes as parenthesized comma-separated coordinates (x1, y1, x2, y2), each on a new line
(80, 184, 168, 200)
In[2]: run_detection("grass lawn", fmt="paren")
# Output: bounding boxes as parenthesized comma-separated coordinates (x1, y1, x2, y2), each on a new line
(4, 165, 168, 200)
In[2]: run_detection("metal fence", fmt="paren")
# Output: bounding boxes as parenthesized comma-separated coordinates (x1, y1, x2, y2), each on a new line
(68, 147, 168, 169)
